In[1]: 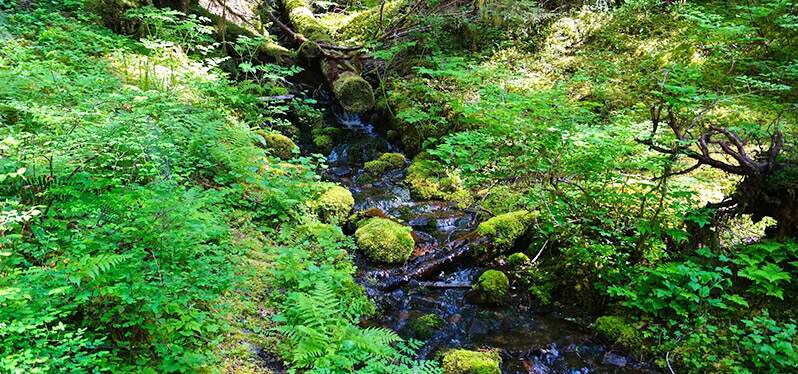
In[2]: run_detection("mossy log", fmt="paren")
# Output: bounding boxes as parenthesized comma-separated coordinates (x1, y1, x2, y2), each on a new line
(278, 0, 375, 112)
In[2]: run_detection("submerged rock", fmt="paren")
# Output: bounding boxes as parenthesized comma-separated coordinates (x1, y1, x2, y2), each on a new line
(404, 313, 444, 340)
(355, 218, 414, 263)
(312, 185, 354, 224)
(468, 270, 509, 305)
(442, 349, 501, 374)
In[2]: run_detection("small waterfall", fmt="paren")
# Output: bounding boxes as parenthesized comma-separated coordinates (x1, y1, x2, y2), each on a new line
(335, 111, 375, 135)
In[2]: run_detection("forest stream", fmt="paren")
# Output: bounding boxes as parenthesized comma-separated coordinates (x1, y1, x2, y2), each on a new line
(318, 113, 657, 374)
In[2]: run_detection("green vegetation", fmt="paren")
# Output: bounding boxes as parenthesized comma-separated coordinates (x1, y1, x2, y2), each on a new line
(441, 349, 501, 374)
(311, 185, 354, 224)
(364, 152, 406, 175)
(476, 210, 536, 252)
(0, 2, 435, 373)
(354, 217, 415, 263)
(3, 0, 798, 372)
(405, 153, 472, 207)
(593, 316, 643, 350)
(469, 270, 509, 305)
(506, 252, 530, 267)
(256, 130, 297, 160)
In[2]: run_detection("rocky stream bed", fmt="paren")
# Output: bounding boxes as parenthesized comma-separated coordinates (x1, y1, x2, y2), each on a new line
(317, 116, 658, 374)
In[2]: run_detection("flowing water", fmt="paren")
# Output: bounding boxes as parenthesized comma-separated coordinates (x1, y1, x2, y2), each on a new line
(316, 112, 656, 373)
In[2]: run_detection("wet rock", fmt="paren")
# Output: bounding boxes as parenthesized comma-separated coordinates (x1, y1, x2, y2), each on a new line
(602, 351, 628, 367)
(329, 166, 352, 177)
(404, 313, 445, 340)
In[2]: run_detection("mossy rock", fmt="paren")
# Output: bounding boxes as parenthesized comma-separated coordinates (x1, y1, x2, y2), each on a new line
(594, 316, 642, 348)
(469, 270, 509, 305)
(442, 349, 501, 374)
(313, 134, 334, 154)
(354, 218, 414, 264)
(506, 252, 530, 267)
(312, 186, 354, 224)
(404, 313, 444, 340)
(476, 210, 536, 251)
(256, 130, 297, 160)
(364, 152, 406, 175)
(405, 153, 472, 208)
(332, 72, 375, 113)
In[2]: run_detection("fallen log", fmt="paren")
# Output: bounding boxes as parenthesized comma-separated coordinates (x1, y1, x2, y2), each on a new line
(414, 281, 471, 288)
(367, 235, 487, 290)
(277, 0, 375, 113)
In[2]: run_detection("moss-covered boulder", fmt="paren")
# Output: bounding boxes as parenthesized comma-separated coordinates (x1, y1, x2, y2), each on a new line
(256, 130, 297, 160)
(405, 153, 472, 208)
(594, 316, 642, 348)
(404, 313, 444, 340)
(354, 218, 414, 263)
(468, 270, 509, 305)
(506, 252, 530, 267)
(442, 349, 501, 374)
(332, 71, 375, 113)
(476, 210, 536, 251)
(364, 153, 406, 175)
(312, 186, 354, 224)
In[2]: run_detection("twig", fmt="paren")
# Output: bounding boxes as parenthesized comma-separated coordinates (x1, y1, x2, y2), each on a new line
(530, 239, 548, 264)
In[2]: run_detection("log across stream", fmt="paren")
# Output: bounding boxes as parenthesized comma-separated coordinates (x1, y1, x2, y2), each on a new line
(319, 114, 658, 373)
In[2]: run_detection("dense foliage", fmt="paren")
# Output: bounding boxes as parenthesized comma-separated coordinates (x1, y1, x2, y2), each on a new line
(2, 0, 797, 372)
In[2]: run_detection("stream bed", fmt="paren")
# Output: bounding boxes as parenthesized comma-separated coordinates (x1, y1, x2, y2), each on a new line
(321, 118, 656, 374)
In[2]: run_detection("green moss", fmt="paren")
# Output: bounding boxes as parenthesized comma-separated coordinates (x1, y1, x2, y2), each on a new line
(332, 72, 375, 113)
(312, 186, 354, 224)
(476, 210, 536, 251)
(441, 349, 501, 374)
(470, 270, 509, 304)
(405, 153, 472, 208)
(354, 218, 414, 263)
(364, 152, 406, 175)
(593, 316, 642, 348)
(338, 0, 407, 41)
(507, 252, 530, 266)
(405, 313, 444, 340)
(297, 40, 322, 61)
(480, 186, 524, 216)
(313, 134, 334, 154)
(282, 0, 332, 41)
(256, 130, 297, 160)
